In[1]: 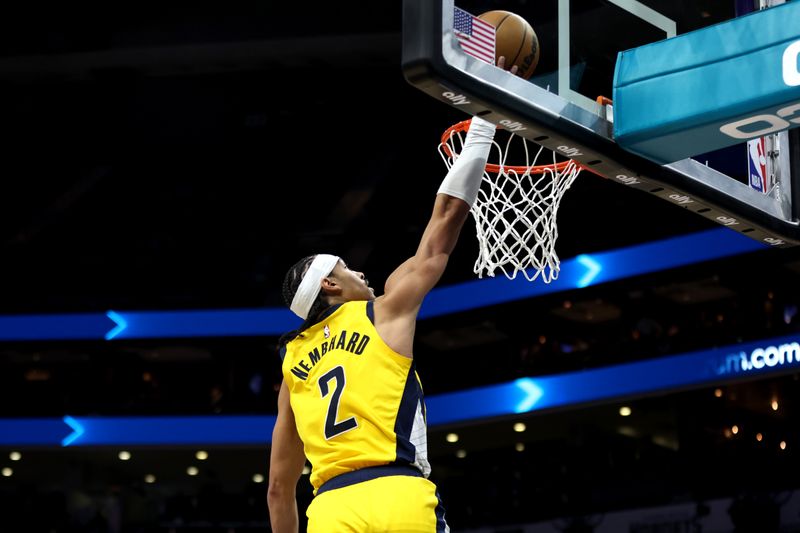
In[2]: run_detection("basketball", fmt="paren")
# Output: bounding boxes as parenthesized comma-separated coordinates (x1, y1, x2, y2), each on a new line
(478, 10, 540, 80)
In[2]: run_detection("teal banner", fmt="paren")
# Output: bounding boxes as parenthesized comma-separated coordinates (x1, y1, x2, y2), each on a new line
(613, 1, 800, 164)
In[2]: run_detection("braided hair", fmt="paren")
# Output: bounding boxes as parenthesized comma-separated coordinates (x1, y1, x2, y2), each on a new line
(277, 255, 334, 350)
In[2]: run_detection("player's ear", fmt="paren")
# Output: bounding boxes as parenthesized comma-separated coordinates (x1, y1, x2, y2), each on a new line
(320, 276, 341, 296)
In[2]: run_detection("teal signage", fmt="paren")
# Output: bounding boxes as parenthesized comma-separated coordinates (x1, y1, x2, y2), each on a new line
(614, 2, 800, 164)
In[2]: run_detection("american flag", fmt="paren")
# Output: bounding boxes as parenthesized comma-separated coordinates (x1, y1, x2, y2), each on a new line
(453, 7, 496, 65)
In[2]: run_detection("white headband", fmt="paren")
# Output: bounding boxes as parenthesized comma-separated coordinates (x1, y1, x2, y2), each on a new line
(290, 254, 340, 320)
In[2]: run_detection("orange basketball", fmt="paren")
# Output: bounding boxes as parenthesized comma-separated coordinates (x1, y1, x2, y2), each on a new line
(478, 10, 540, 80)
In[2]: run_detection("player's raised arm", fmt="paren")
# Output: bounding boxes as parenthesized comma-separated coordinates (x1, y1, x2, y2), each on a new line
(381, 115, 496, 315)
(267, 381, 306, 533)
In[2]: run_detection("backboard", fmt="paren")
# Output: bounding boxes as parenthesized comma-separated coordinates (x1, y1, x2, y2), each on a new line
(402, 0, 800, 247)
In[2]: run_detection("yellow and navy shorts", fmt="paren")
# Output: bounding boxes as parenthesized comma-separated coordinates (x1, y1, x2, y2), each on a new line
(307, 465, 449, 532)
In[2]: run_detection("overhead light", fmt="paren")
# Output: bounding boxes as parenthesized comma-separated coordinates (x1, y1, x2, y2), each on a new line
(513, 422, 526, 433)
(195, 450, 209, 461)
(784, 304, 798, 324)
(187, 466, 199, 476)
(771, 399, 779, 411)
(9, 452, 21, 462)
(253, 474, 265, 483)
(515, 443, 525, 452)
(144, 474, 156, 484)
(445, 433, 459, 443)
(780, 441, 787, 450)
(732, 425, 739, 435)
(118, 451, 131, 461)
(1, 468, 12, 477)
(652, 434, 679, 451)
(714, 388, 723, 398)
(756, 433, 763, 442)
(619, 406, 632, 417)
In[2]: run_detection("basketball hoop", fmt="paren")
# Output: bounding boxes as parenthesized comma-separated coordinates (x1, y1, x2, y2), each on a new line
(439, 119, 584, 283)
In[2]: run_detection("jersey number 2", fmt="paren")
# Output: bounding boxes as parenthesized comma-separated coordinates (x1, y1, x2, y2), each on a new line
(318, 366, 358, 440)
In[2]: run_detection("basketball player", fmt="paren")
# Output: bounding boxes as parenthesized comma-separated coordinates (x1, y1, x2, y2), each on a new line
(268, 61, 518, 533)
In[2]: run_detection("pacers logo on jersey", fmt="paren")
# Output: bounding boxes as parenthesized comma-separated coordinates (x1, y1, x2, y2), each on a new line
(324, 325, 330, 339)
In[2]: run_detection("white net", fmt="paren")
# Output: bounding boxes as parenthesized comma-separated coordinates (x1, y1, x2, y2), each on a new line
(439, 121, 582, 283)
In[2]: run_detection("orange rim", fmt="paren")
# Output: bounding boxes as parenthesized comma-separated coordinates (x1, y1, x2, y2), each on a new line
(596, 95, 613, 106)
(441, 119, 581, 175)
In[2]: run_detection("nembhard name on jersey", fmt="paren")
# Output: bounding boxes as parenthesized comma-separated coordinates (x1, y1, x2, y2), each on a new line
(290, 329, 371, 380)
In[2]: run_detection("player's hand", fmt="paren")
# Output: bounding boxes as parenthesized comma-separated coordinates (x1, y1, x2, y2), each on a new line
(497, 56, 520, 77)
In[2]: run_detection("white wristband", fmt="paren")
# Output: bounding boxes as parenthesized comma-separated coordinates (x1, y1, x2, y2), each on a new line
(437, 116, 496, 207)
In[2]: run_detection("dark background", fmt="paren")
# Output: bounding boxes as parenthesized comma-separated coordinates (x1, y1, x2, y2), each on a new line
(1, 1, 800, 531)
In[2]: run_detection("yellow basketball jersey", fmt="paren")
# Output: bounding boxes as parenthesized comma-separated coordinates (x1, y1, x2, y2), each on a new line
(281, 301, 430, 493)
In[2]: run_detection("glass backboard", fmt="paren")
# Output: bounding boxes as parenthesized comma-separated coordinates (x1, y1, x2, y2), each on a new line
(402, 0, 800, 247)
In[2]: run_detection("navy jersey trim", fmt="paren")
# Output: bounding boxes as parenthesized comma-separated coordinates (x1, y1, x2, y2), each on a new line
(366, 300, 375, 325)
(317, 304, 342, 323)
(393, 362, 421, 464)
(316, 464, 423, 496)
(280, 304, 342, 359)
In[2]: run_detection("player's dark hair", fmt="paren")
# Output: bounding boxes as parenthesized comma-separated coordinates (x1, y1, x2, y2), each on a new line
(277, 255, 333, 351)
